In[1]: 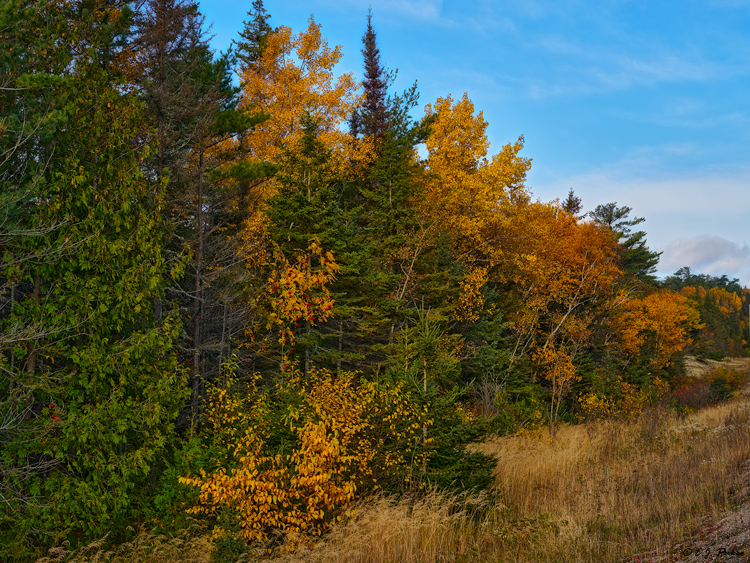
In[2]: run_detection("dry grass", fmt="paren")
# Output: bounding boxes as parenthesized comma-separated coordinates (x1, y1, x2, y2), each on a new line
(472, 392, 750, 562)
(38, 385, 750, 563)
(272, 389, 750, 563)
(270, 491, 491, 563)
(35, 528, 214, 563)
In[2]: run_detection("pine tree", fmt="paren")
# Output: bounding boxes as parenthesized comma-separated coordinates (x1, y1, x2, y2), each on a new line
(590, 202, 661, 284)
(234, 0, 273, 72)
(348, 12, 441, 372)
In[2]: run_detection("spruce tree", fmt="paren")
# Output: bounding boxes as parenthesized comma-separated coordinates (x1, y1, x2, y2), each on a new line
(234, 0, 273, 72)
(357, 8, 388, 141)
(134, 0, 269, 422)
(562, 188, 583, 219)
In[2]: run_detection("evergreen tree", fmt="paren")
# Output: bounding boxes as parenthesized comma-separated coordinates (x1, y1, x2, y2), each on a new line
(0, 1, 187, 555)
(344, 10, 442, 373)
(133, 0, 269, 423)
(590, 202, 661, 283)
(356, 8, 388, 141)
(262, 116, 360, 375)
(234, 0, 273, 72)
(562, 188, 583, 219)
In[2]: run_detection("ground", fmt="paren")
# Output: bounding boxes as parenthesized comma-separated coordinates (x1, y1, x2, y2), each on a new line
(647, 356, 750, 563)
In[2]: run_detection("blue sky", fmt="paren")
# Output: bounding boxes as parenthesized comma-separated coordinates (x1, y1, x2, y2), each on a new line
(201, 0, 750, 287)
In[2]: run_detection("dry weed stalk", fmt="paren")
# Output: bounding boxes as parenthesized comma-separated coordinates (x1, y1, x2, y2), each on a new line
(36, 528, 213, 563)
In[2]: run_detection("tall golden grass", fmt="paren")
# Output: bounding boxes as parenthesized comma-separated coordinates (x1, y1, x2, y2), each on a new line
(477, 398, 750, 562)
(38, 388, 750, 563)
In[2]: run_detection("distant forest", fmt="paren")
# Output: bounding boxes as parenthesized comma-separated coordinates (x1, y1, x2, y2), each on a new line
(1, 0, 748, 559)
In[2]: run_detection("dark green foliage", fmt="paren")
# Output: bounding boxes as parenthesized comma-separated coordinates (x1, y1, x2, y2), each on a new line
(383, 309, 497, 493)
(662, 267, 744, 294)
(0, 2, 190, 557)
(234, 0, 273, 72)
(589, 202, 661, 284)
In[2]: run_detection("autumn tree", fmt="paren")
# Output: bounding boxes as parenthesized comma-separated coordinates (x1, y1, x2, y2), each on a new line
(236, 15, 361, 202)
(611, 290, 703, 368)
(487, 203, 624, 422)
(423, 93, 531, 263)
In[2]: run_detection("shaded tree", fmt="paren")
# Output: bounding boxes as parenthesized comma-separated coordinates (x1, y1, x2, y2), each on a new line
(562, 188, 583, 219)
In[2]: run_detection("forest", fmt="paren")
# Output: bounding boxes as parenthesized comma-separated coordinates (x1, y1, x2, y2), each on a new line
(1, 1, 749, 561)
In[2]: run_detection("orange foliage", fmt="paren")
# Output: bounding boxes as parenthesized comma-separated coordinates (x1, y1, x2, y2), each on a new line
(454, 266, 488, 323)
(179, 368, 430, 545)
(254, 240, 339, 349)
(614, 290, 703, 367)
(502, 203, 622, 358)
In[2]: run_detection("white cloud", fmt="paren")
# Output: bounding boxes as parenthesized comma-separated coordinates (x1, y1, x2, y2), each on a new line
(533, 163, 750, 220)
(658, 235, 750, 286)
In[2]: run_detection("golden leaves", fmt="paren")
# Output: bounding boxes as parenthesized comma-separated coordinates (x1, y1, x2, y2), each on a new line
(422, 93, 531, 260)
(237, 16, 366, 199)
(179, 368, 430, 546)
(454, 266, 488, 323)
(259, 240, 339, 348)
(612, 290, 703, 367)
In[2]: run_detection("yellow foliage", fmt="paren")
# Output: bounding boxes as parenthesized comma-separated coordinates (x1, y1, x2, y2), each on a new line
(681, 285, 743, 318)
(248, 239, 339, 362)
(578, 376, 661, 421)
(235, 16, 372, 201)
(502, 205, 622, 369)
(179, 368, 431, 546)
(534, 346, 579, 422)
(422, 94, 531, 260)
(265, 242, 338, 333)
(454, 266, 488, 323)
(578, 392, 617, 420)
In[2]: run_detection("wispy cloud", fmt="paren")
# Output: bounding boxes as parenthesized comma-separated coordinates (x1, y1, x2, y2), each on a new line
(659, 235, 750, 286)
(383, 0, 443, 21)
(331, 0, 444, 22)
(523, 50, 725, 99)
(531, 163, 750, 281)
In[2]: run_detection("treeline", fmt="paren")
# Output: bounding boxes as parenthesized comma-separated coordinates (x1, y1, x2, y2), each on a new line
(0, 0, 747, 559)
(663, 268, 749, 358)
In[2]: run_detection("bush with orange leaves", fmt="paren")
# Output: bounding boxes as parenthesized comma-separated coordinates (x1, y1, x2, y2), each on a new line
(179, 366, 430, 548)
